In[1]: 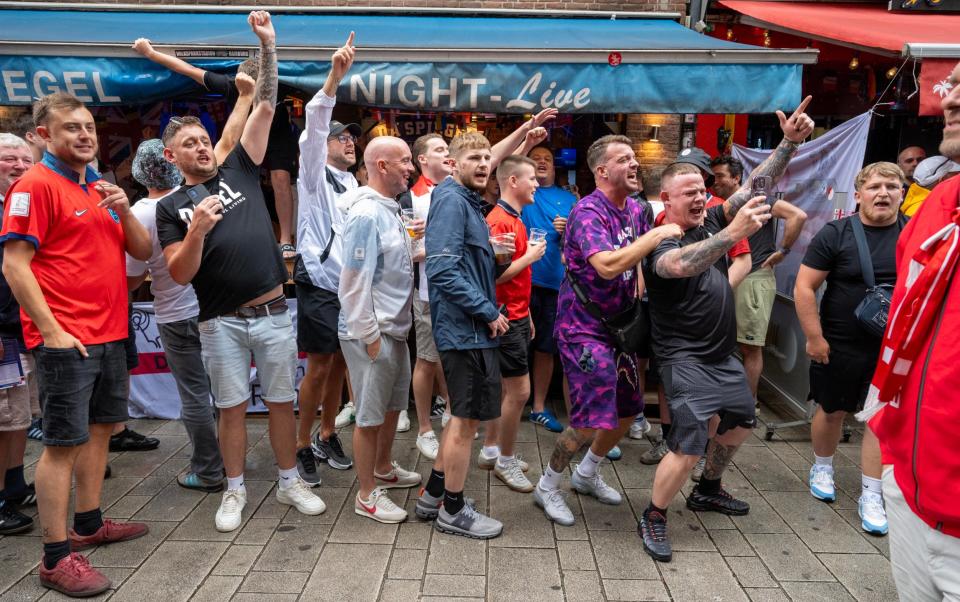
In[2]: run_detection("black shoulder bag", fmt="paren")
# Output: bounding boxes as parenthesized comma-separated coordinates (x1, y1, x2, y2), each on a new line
(850, 217, 896, 338)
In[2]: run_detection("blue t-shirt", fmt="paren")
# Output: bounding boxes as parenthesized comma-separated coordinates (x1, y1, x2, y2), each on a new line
(522, 185, 577, 290)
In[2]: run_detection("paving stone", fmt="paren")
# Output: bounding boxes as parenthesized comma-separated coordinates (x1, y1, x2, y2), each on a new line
(662, 508, 716, 552)
(426, 530, 486, 576)
(727, 556, 778, 588)
(735, 446, 806, 492)
(378, 578, 423, 601)
(487, 547, 561, 601)
(746, 533, 834, 582)
(711, 528, 755, 556)
(557, 539, 596, 571)
(110, 540, 227, 602)
(235, 517, 281, 545)
(133, 481, 205, 522)
(745, 588, 791, 602)
(127, 475, 170, 497)
(780, 581, 855, 601)
(99, 477, 143, 510)
(579, 488, 637, 532)
(729, 491, 792, 534)
(660, 551, 747, 602)
(834, 506, 890, 557)
(395, 518, 433, 549)
(562, 570, 604, 601)
(302, 543, 391, 601)
(190, 575, 243, 601)
(87, 521, 175, 568)
(327, 485, 400, 545)
(488, 484, 555, 548)
(1, 573, 48, 602)
(212, 544, 263, 576)
(253, 523, 330, 573)
(108, 439, 181, 478)
(168, 480, 272, 542)
(602, 579, 671, 601)
(818, 552, 898, 601)
(590, 530, 659, 580)
(386, 547, 426, 580)
(281, 485, 349, 526)
(763, 491, 876, 554)
(423, 574, 486, 598)
(104, 494, 153, 520)
(239, 570, 309, 594)
(230, 594, 298, 602)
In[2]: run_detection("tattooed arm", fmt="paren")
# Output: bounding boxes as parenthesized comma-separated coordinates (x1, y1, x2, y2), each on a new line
(723, 96, 814, 221)
(239, 10, 277, 165)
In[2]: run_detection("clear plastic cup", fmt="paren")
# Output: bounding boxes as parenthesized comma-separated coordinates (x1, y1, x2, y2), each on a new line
(529, 228, 547, 245)
(491, 234, 514, 265)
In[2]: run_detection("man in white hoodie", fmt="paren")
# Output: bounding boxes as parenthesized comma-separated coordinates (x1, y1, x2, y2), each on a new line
(339, 136, 423, 524)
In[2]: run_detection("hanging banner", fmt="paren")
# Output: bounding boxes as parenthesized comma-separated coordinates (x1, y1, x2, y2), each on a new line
(732, 112, 872, 297)
(128, 301, 307, 419)
(0, 55, 802, 114)
(919, 58, 956, 116)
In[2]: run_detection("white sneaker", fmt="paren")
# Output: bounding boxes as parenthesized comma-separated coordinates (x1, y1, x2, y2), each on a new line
(416, 430, 439, 460)
(355, 487, 408, 524)
(215, 488, 246, 532)
(335, 402, 356, 429)
(441, 411, 451, 428)
(628, 416, 651, 440)
(809, 464, 836, 502)
(859, 492, 888, 536)
(375, 462, 422, 489)
(396, 410, 411, 433)
(276, 478, 326, 515)
(479, 450, 529, 472)
(494, 457, 534, 492)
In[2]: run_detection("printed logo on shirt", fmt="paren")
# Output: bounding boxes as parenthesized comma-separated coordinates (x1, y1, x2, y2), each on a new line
(9, 192, 29, 217)
(353, 247, 365, 261)
(107, 208, 120, 223)
(75, 209, 88, 217)
(178, 207, 194, 225)
(219, 181, 246, 213)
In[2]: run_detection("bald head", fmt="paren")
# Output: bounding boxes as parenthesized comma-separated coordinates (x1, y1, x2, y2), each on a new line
(897, 146, 926, 180)
(364, 136, 415, 198)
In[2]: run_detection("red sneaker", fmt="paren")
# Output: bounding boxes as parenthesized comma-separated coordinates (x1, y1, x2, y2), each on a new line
(39, 552, 111, 597)
(69, 520, 149, 551)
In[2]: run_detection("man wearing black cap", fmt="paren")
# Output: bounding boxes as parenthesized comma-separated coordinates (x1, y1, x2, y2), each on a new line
(291, 33, 359, 486)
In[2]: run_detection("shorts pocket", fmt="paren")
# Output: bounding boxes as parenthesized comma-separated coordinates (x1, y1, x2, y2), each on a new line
(198, 318, 219, 336)
(268, 310, 293, 329)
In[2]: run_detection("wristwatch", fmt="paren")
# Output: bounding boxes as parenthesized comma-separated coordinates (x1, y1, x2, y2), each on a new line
(778, 247, 791, 256)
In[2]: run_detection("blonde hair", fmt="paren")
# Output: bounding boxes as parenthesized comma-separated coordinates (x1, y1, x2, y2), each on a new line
(448, 131, 490, 159)
(496, 155, 536, 185)
(855, 162, 905, 191)
(32, 92, 85, 128)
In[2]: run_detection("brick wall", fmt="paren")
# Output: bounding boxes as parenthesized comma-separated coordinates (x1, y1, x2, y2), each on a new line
(33, 0, 685, 12)
(627, 113, 681, 192)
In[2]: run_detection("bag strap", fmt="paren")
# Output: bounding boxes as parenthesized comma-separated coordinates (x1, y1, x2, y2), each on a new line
(566, 270, 607, 323)
(850, 217, 875, 288)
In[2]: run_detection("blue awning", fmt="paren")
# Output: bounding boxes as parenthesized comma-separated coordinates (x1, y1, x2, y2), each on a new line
(0, 8, 817, 112)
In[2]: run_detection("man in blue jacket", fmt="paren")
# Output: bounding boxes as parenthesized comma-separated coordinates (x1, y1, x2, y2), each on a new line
(415, 132, 510, 539)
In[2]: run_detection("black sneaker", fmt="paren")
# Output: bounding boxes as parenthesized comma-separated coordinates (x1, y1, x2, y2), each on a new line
(296, 447, 322, 487)
(686, 486, 750, 516)
(429, 401, 446, 421)
(27, 417, 43, 441)
(0, 501, 34, 535)
(109, 427, 160, 452)
(5, 482, 37, 506)
(638, 510, 671, 562)
(312, 432, 353, 470)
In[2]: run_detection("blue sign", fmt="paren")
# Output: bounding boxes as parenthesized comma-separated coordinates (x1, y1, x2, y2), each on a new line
(0, 56, 802, 114)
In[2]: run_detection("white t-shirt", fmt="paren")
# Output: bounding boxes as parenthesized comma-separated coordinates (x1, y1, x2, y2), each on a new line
(126, 188, 200, 324)
(411, 185, 434, 302)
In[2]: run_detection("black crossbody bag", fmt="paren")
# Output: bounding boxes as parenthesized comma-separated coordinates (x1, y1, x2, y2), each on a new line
(850, 217, 901, 338)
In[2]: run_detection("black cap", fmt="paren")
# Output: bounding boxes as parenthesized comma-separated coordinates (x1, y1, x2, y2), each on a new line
(674, 147, 715, 187)
(329, 120, 361, 138)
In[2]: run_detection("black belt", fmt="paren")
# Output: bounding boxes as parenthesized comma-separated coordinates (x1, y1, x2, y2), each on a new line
(223, 295, 289, 319)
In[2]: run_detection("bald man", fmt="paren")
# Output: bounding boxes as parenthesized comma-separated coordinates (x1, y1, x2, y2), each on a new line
(338, 137, 423, 524)
(897, 146, 927, 182)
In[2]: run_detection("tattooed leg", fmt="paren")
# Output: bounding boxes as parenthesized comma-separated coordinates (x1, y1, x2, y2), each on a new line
(549, 427, 594, 473)
(703, 425, 752, 480)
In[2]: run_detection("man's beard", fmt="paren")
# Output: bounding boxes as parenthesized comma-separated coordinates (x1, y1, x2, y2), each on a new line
(940, 135, 960, 162)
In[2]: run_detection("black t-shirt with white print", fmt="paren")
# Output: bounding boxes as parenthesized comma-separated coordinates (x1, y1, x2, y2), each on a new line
(156, 143, 287, 321)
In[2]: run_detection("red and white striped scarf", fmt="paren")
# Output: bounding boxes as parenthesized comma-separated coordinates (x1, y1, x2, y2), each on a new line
(858, 208, 960, 421)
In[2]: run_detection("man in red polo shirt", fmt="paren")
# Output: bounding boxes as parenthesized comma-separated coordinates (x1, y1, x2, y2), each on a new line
(0, 92, 152, 597)
(479, 155, 545, 493)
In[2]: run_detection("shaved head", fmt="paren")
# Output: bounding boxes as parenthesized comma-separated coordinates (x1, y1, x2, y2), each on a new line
(364, 136, 415, 198)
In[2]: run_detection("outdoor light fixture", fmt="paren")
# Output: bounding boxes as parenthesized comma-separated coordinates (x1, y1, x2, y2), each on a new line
(650, 124, 661, 143)
(886, 66, 898, 79)
(849, 54, 860, 70)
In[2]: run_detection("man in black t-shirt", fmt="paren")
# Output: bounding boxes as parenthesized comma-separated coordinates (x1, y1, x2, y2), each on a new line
(155, 12, 324, 534)
(794, 162, 905, 538)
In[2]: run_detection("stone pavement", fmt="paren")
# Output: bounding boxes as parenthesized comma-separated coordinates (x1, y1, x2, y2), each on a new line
(0, 398, 898, 601)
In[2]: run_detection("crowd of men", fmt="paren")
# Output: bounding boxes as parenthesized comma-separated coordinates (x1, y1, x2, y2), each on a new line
(0, 12, 958, 600)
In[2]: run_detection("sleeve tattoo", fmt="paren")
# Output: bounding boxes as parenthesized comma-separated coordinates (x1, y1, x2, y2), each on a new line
(724, 138, 800, 220)
(256, 41, 278, 105)
(654, 230, 735, 279)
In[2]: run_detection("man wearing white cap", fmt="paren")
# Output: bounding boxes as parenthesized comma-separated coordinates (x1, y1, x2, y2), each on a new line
(901, 155, 960, 217)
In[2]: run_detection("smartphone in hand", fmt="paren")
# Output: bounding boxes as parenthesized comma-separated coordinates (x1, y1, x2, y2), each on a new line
(185, 183, 211, 206)
(751, 175, 771, 204)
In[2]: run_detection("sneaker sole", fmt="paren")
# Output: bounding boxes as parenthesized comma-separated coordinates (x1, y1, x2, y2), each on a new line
(415, 506, 439, 521)
(355, 507, 407, 524)
(311, 445, 353, 470)
(533, 494, 575, 526)
(215, 520, 242, 533)
(177, 475, 225, 493)
(40, 577, 111, 598)
(641, 540, 673, 563)
(685, 499, 749, 516)
(479, 459, 530, 473)
(571, 482, 622, 505)
(434, 519, 502, 540)
(810, 487, 836, 503)
(494, 470, 534, 492)
(416, 444, 439, 460)
(276, 493, 326, 515)
(0, 521, 34, 535)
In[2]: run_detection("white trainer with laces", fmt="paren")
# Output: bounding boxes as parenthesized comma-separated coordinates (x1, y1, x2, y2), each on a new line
(355, 487, 408, 523)
(494, 457, 534, 492)
(809, 464, 836, 502)
(215, 488, 247, 532)
(416, 430, 440, 460)
(375, 462, 422, 489)
(858, 492, 888, 535)
(396, 410, 411, 433)
(334, 402, 356, 429)
(276, 478, 326, 515)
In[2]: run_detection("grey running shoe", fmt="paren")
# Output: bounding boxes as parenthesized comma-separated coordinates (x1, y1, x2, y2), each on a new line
(435, 503, 503, 539)
(494, 457, 534, 492)
(414, 488, 476, 521)
(639, 510, 672, 562)
(691, 457, 706, 483)
(312, 432, 353, 470)
(478, 451, 529, 472)
(571, 466, 622, 505)
(640, 439, 669, 465)
(296, 447, 321, 487)
(533, 485, 575, 526)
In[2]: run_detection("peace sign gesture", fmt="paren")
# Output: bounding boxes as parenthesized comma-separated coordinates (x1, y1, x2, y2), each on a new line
(777, 95, 814, 143)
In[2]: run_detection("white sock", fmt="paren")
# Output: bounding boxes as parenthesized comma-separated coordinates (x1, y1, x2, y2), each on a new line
(862, 475, 882, 496)
(482, 445, 499, 460)
(278, 466, 300, 490)
(539, 466, 563, 491)
(497, 454, 514, 468)
(227, 475, 245, 492)
(577, 449, 604, 478)
(814, 454, 834, 469)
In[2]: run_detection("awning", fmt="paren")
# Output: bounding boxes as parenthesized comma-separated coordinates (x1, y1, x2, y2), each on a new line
(0, 6, 816, 113)
(718, 1, 960, 58)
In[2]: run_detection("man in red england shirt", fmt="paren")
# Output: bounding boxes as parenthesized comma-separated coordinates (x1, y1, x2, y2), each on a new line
(1, 92, 152, 597)
(480, 156, 545, 492)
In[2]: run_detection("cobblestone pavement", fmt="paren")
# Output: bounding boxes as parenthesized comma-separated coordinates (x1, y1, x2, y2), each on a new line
(0, 397, 897, 601)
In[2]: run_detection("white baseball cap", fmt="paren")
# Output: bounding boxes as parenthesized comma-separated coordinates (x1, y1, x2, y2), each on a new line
(913, 156, 960, 188)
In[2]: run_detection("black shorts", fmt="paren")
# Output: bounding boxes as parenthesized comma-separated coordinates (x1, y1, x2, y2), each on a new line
(440, 348, 502, 421)
(499, 318, 531, 377)
(34, 342, 129, 447)
(296, 281, 341, 354)
(529, 286, 559, 354)
(809, 349, 876, 414)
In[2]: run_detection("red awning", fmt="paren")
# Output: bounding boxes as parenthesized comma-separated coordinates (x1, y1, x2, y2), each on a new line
(718, 1, 959, 57)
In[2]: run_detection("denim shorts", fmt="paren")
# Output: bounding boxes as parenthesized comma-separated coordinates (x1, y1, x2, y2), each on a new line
(198, 312, 298, 409)
(33, 342, 129, 446)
